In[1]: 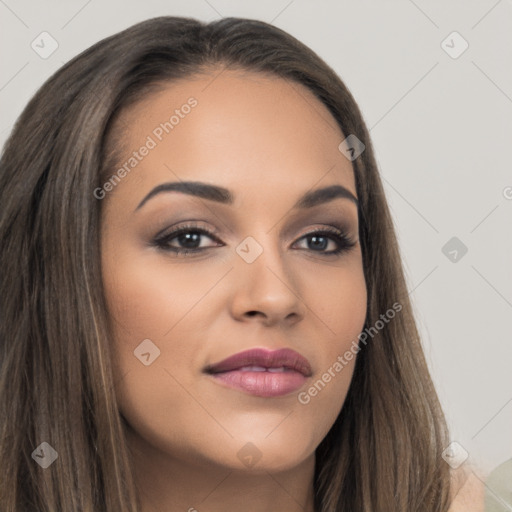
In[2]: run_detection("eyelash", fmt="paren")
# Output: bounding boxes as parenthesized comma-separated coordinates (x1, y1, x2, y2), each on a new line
(153, 222, 356, 258)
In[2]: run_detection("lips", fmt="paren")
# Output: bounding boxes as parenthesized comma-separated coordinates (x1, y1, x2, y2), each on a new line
(204, 348, 312, 397)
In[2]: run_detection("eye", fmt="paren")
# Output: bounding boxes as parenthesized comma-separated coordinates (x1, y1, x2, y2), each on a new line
(293, 227, 356, 256)
(152, 223, 356, 257)
(153, 223, 223, 256)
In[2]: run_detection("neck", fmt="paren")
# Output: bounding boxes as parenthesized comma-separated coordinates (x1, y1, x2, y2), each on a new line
(125, 425, 316, 512)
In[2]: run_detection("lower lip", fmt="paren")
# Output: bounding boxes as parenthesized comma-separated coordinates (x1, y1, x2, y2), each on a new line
(208, 370, 307, 397)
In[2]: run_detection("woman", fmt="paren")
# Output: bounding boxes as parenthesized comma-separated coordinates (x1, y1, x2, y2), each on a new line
(0, 15, 477, 511)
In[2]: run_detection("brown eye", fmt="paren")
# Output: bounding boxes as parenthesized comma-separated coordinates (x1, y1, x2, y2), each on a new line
(153, 224, 223, 256)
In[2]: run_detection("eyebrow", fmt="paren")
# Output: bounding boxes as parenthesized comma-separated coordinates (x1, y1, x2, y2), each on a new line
(135, 181, 358, 211)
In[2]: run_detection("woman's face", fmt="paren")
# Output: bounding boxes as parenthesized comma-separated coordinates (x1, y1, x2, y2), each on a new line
(101, 68, 367, 474)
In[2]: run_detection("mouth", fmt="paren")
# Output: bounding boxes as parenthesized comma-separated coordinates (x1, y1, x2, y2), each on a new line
(203, 347, 312, 398)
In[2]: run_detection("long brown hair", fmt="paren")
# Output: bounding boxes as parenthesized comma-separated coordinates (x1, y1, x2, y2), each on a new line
(0, 16, 452, 511)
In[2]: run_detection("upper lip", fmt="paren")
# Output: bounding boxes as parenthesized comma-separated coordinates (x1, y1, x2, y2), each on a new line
(204, 348, 313, 377)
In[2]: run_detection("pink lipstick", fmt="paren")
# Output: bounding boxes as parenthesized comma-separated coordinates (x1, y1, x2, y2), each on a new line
(204, 348, 312, 397)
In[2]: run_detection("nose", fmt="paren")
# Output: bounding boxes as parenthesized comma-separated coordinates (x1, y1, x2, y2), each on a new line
(229, 239, 306, 327)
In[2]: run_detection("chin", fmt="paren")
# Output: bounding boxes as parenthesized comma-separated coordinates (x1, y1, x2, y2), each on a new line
(210, 434, 317, 474)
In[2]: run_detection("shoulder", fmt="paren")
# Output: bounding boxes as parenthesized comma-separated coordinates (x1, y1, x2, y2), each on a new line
(448, 466, 485, 512)
(484, 458, 512, 512)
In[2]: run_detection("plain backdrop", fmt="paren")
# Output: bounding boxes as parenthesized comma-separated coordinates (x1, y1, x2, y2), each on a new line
(1, 0, 511, 476)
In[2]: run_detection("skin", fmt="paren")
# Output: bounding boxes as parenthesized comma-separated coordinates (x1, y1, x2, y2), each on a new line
(100, 68, 367, 512)
(449, 467, 485, 512)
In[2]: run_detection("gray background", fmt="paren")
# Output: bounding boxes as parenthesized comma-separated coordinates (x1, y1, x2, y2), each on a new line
(1, 0, 511, 477)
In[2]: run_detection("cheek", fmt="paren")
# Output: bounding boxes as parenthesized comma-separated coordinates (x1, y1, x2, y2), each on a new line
(101, 248, 215, 451)
(307, 257, 367, 349)
(101, 246, 214, 341)
(100, 240, 232, 406)
(296, 259, 367, 418)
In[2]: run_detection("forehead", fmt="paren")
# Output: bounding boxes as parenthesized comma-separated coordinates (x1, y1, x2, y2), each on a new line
(106, 68, 356, 208)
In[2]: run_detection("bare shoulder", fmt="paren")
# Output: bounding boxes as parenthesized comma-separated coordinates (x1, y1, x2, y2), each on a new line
(448, 466, 485, 512)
